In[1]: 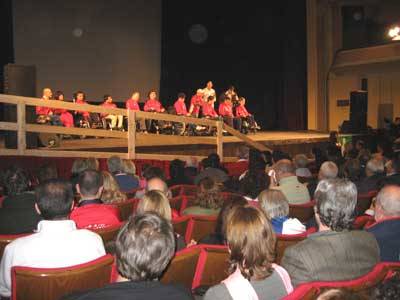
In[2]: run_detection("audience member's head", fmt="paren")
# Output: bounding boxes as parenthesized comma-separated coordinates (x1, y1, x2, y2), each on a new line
(374, 185, 400, 221)
(373, 274, 400, 300)
(272, 150, 291, 164)
(248, 149, 267, 172)
(365, 158, 385, 177)
(101, 171, 126, 204)
(143, 166, 166, 182)
(116, 213, 175, 282)
(2, 167, 30, 196)
(185, 157, 198, 169)
(169, 159, 185, 181)
(314, 179, 357, 232)
(273, 159, 296, 181)
(86, 158, 99, 171)
(137, 190, 172, 221)
(107, 156, 124, 174)
(146, 177, 169, 196)
(358, 149, 372, 170)
(122, 159, 137, 176)
(238, 171, 270, 199)
(343, 159, 361, 182)
(294, 154, 309, 169)
(355, 140, 365, 151)
(37, 163, 58, 183)
(237, 146, 249, 161)
(259, 189, 289, 219)
(226, 205, 276, 280)
(318, 161, 338, 181)
(35, 179, 74, 220)
(208, 153, 222, 169)
(71, 159, 89, 178)
(77, 169, 103, 199)
(197, 177, 224, 209)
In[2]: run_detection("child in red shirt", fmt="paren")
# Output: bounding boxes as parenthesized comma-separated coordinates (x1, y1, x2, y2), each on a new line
(189, 89, 204, 117)
(53, 91, 74, 127)
(100, 94, 123, 130)
(125, 92, 141, 111)
(174, 93, 189, 116)
(144, 91, 165, 132)
(202, 96, 219, 118)
(219, 96, 242, 131)
(235, 97, 259, 132)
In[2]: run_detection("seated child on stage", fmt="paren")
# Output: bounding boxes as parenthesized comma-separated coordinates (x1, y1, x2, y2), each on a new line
(235, 97, 260, 132)
(202, 96, 219, 119)
(53, 91, 74, 128)
(144, 90, 165, 132)
(218, 95, 242, 131)
(100, 94, 123, 130)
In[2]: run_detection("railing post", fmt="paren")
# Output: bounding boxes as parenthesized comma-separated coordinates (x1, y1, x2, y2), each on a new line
(17, 102, 26, 155)
(216, 121, 223, 161)
(128, 110, 136, 160)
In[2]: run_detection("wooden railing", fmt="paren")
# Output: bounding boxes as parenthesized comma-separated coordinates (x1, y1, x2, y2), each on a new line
(0, 94, 270, 161)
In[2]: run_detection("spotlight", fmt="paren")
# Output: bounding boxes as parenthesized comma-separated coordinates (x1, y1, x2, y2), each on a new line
(388, 26, 400, 40)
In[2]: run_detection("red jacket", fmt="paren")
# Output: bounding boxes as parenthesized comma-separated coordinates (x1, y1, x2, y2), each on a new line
(144, 99, 163, 112)
(36, 98, 52, 115)
(100, 102, 117, 117)
(75, 99, 89, 117)
(236, 105, 250, 117)
(219, 102, 233, 117)
(126, 99, 140, 111)
(70, 203, 121, 230)
(190, 95, 203, 116)
(174, 100, 188, 115)
(202, 102, 218, 117)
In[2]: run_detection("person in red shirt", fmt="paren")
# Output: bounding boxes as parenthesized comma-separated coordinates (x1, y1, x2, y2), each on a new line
(235, 97, 259, 132)
(174, 93, 189, 116)
(202, 96, 219, 119)
(70, 169, 121, 230)
(189, 89, 204, 117)
(36, 88, 57, 124)
(100, 94, 123, 130)
(126, 91, 146, 132)
(219, 96, 242, 131)
(73, 91, 91, 126)
(53, 91, 74, 128)
(144, 90, 165, 133)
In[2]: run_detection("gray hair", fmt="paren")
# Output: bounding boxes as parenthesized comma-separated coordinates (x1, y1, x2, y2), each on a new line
(107, 156, 123, 174)
(366, 158, 384, 174)
(259, 189, 289, 219)
(315, 178, 357, 231)
(294, 154, 309, 169)
(376, 185, 400, 217)
(319, 161, 338, 180)
(273, 159, 295, 175)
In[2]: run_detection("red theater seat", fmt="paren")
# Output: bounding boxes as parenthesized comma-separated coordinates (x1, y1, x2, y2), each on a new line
(172, 215, 191, 239)
(108, 198, 139, 221)
(11, 254, 114, 300)
(185, 215, 218, 244)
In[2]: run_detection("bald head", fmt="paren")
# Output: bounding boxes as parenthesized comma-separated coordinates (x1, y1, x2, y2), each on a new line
(376, 185, 400, 221)
(42, 88, 52, 100)
(319, 161, 338, 180)
(146, 177, 168, 195)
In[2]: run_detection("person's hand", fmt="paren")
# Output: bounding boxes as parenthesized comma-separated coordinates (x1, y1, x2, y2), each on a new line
(186, 239, 197, 248)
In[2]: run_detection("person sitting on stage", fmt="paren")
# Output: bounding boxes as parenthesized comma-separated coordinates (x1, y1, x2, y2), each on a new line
(144, 90, 165, 133)
(53, 91, 74, 128)
(219, 95, 242, 131)
(173, 93, 189, 116)
(189, 89, 204, 117)
(224, 85, 239, 105)
(125, 92, 141, 111)
(36, 88, 62, 126)
(73, 90, 91, 126)
(202, 80, 216, 104)
(236, 96, 259, 132)
(100, 94, 123, 130)
(202, 96, 219, 119)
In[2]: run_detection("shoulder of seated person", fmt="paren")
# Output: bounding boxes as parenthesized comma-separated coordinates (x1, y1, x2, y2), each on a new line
(204, 283, 229, 300)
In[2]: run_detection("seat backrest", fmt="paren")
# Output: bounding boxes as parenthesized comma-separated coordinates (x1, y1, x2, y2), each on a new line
(182, 185, 198, 196)
(180, 195, 196, 213)
(172, 216, 191, 239)
(91, 224, 123, 245)
(356, 194, 373, 216)
(0, 234, 30, 261)
(170, 195, 185, 212)
(288, 201, 315, 223)
(192, 245, 230, 289)
(11, 254, 114, 300)
(276, 233, 308, 264)
(185, 215, 218, 243)
(109, 199, 138, 221)
(161, 246, 202, 290)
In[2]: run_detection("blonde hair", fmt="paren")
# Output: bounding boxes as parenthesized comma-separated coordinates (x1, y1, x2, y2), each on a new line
(259, 189, 289, 219)
(101, 171, 127, 204)
(137, 190, 172, 221)
(86, 158, 99, 171)
(122, 159, 138, 179)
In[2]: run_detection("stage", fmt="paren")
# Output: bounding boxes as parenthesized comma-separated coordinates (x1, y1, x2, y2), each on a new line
(40, 131, 335, 158)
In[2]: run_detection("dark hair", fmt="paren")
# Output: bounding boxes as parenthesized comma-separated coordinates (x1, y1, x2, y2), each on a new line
(215, 195, 247, 240)
(54, 91, 64, 100)
(272, 150, 291, 164)
(103, 94, 111, 101)
(78, 169, 103, 196)
(35, 179, 73, 220)
(169, 159, 185, 181)
(224, 95, 231, 101)
(116, 213, 175, 281)
(207, 95, 215, 102)
(343, 159, 361, 182)
(248, 149, 267, 172)
(143, 166, 166, 182)
(73, 91, 85, 100)
(208, 153, 222, 169)
(196, 177, 224, 209)
(392, 153, 400, 174)
(315, 179, 357, 231)
(373, 274, 400, 300)
(147, 90, 157, 98)
(37, 163, 58, 183)
(177, 92, 186, 99)
(239, 170, 270, 199)
(2, 167, 30, 196)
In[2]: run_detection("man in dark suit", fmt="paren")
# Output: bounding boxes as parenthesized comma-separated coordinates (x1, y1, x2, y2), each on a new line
(357, 158, 385, 195)
(367, 185, 400, 262)
(282, 178, 380, 287)
(379, 154, 400, 188)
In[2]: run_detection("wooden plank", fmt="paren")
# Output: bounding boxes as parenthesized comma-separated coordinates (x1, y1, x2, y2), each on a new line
(136, 133, 216, 146)
(223, 124, 272, 152)
(0, 121, 18, 131)
(127, 110, 136, 159)
(25, 124, 127, 138)
(0, 94, 127, 116)
(216, 121, 223, 160)
(135, 111, 218, 127)
(0, 149, 19, 156)
(17, 103, 26, 155)
(24, 149, 128, 159)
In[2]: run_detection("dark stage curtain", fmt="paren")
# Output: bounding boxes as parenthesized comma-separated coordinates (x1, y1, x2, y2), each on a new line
(160, 0, 307, 130)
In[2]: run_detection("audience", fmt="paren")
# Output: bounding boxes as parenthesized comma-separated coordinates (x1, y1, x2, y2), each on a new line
(70, 158, 90, 188)
(379, 153, 400, 187)
(167, 159, 191, 186)
(366, 185, 400, 261)
(238, 170, 270, 201)
(121, 159, 139, 181)
(107, 156, 139, 192)
(36, 162, 58, 183)
(194, 154, 229, 185)
(0, 179, 105, 298)
(342, 159, 362, 186)
(294, 154, 312, 178)
(307, 161, 338, 197)
(373, 273, 400, 300)
(183, 177, 223, 216)
(204, 205, 293, 300)
(259, 189, 305, 235)
(70, 169, 121, 229)
(281, 178, 380, 287)
(63, 213, 193, 300)
(101, 171, 127, 204)
(0, 167, 42, 234)
(271, 159, 310, 204)
(183, 157, 199, 184)
(357, 158, 385, 194)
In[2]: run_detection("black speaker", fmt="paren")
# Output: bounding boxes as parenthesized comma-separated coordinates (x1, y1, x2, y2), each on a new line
(349, 90, 368, 132)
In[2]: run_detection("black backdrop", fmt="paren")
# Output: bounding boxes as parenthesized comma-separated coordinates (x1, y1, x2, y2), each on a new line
(160, 0, 307, 130)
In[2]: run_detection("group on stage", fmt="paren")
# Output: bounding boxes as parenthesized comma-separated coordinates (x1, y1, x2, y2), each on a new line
(35, 81, 260, 136)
